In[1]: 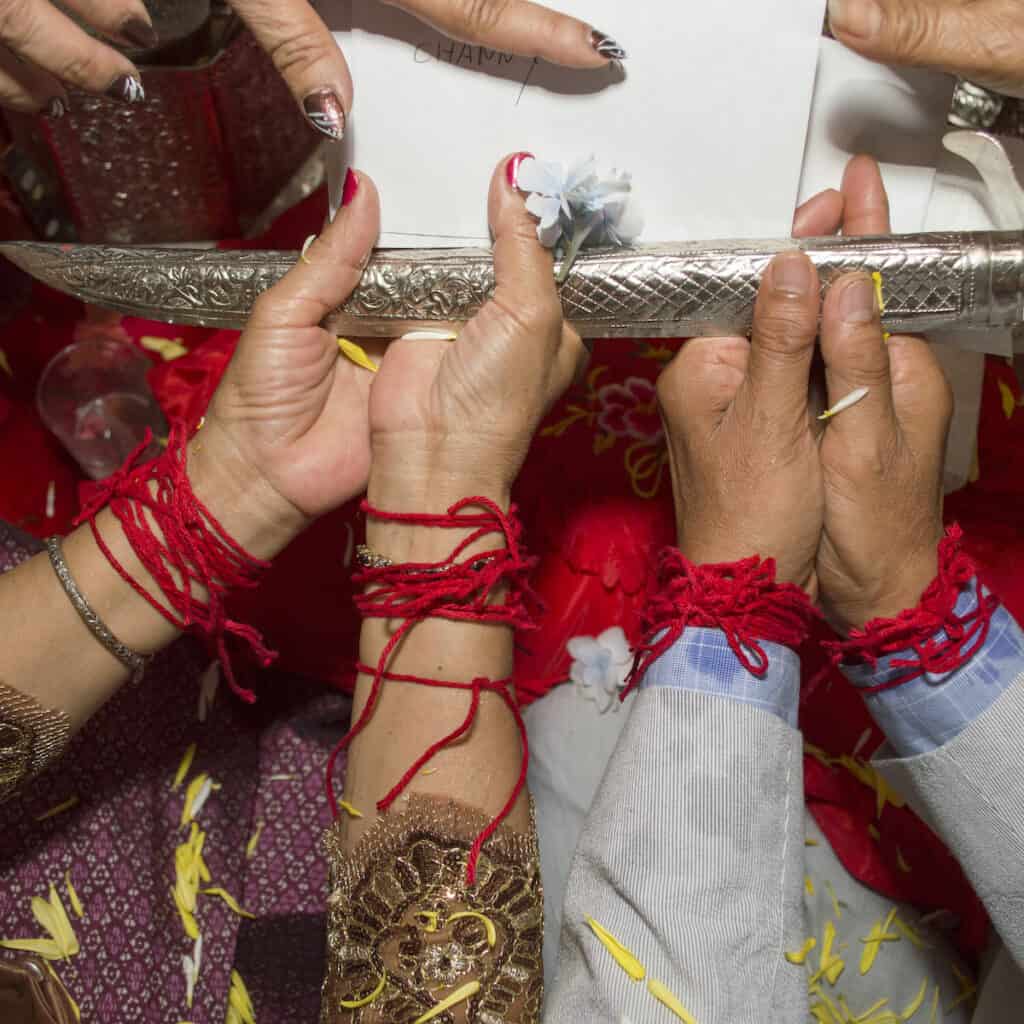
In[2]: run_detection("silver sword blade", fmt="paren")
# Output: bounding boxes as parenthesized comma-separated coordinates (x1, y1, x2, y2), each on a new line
(2, 232, 1023, 339)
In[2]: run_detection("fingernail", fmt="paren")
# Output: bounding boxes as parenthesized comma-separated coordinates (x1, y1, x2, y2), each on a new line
(342, 168, 359, 207)
(591, 29, 627, 61)
(120, 17, 159, 49)
(771, 252, 813, 297)
(506, 151, 534, 190)
(45, 97, 66, 120)
(839, 276, 879, 324)
(828, 0, 882, 39)
(303, 88, 346, 141)
(106, 74, 145, 104)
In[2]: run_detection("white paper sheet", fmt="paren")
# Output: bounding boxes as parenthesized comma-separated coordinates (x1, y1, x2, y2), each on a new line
(325, 0, 825, 246)
(798, 39, 954, 233)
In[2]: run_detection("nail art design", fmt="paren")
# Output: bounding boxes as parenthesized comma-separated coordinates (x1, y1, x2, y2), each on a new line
(303, 88, 346, 141)
(342, 168, 359, 207)
(45, 97, 66, 120)
(106, 75, 145, 104)
(591, 30, 627, 61)
(120, 17, 159, 49)
(506, 152, 534, 190)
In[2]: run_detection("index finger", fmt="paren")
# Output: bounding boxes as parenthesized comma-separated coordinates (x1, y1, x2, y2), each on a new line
(230, 0, 354, 140)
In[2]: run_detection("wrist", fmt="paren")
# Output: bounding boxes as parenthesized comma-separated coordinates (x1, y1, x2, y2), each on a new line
(187, 418, 308, 561)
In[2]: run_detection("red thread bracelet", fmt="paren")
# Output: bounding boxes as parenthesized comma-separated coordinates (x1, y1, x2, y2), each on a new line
(623, 548, 819, 699)
(75, 421, 274, 702)
(824, 525, 997, 694)
(327, 496, 541, 886)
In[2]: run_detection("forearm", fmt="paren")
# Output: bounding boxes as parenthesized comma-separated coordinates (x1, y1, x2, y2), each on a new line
(343, 473, 530, 844)
(0, 419, 300, 731)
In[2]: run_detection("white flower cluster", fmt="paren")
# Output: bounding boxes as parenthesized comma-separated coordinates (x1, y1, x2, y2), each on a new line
(516, 156, 643, 278)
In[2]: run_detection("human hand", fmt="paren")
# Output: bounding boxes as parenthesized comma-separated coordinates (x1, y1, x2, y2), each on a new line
(828, 0, 1024, 97)
(656, 253, 826, 594)
(0, 0, 155, 114)
(230, 0, 625, 142)
(365, 153, 586, 518)
(796, 156, 953, 631)
(191, 168, 383, 560)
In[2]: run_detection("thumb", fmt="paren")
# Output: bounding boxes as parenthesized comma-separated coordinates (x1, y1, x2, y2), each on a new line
(828, 0, 1024, 95)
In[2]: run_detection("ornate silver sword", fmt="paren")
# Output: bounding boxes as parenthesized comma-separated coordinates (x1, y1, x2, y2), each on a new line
(2, 231, 1023, 339)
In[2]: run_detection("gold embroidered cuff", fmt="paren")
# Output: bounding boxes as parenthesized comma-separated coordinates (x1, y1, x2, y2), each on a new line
(320, 795, 543, 1023)
(0, 681, 71, 804)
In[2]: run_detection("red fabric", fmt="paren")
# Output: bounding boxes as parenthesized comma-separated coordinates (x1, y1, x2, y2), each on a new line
(824, 525, 997, 692)
(76, 420, 274, 702)
(333, 498, 540, 885)
(625, 547, 819, 698)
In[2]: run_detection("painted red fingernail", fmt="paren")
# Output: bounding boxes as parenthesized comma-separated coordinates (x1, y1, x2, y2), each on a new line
(342, 169, 359, 207)
(506, 152, 534, 190)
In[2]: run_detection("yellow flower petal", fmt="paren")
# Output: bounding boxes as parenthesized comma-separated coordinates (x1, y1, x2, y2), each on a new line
(35, 796, 79, 822)
(338, 799, 363, 819)
(894, 916, 927, 949)
(585, 916, 646, 981)
(804, 837, 819, 847)
(339, 969, 387, 1009)
(901, 977, 929, 1021)
(64, 871, 84, 919)
(449, 911, 497, 948)
(784, 936, 816, 965)
(646, 977, 698, 1024)
(412, 980, 481, 1024)
(871, 272, 886, 314)
(47, 885, 78, 956)
(140, 335, 188, 361)
(0, 937, 65, 959)
(825, 881, 842, 921)
(44, 962, 81, 1021)
(201, 887, 256, 919)
(805, 875, 815, 896)
(180, 772, 209, 829)
(999, 379, 1016, 420)
(173, 743, 197, 792)
(337, 338, 378, 373)
(246, 820, 265, 860)
(230, 970, 255, 1023)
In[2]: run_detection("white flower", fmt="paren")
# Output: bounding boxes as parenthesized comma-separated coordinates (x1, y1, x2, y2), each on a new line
(182, 933, 203, 1008)
(516, 156, 644, 274)
(567, 626, 633, 713)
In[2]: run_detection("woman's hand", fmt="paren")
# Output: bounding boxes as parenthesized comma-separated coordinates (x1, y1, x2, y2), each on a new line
(192, 169, 383, 560)
(0, 0, 154, 114)
(656, 253, 826, 594)
(796, 156, 953, 631)
(366, 153, 586, 516)
(230, 0, 624, 142)
(829, 0, 1024, 97)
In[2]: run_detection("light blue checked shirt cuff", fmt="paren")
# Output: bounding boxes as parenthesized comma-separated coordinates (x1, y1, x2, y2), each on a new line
(842, 578, 1024, 756)
(640, 627, 801, 728)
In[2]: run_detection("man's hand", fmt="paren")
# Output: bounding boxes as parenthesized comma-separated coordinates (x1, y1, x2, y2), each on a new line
(231, 0, 624, 142)
(829, 0, 1024, 97)
(657, 251, 825, 595)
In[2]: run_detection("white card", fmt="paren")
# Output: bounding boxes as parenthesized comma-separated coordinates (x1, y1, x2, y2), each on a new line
(325, 0, 825, 246)
(798, 38, 954, 234)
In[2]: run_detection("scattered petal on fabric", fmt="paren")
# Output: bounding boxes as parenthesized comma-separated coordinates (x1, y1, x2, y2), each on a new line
(198, 662, 219, 723)
(246, 820, 265, 860)
(999, 379, 1016, 420)
(0, 937, 64, 959)
(339, 969, 387, 1009)
(35, 796, 78, 821)
(44, 961, 80, 1020)
(412, 980, 481, 1024)
(140, 336, 188, 361)
(894, 916, 927, 949)
(182, 933, 203, 1008)
(448, 911, 497, 948)
(180, 773, 218, 828)
(201, 887, 256, 919)
(64, 870, 84, 919)
(825, 881, 842, 921)
(784, 937, 816, 965)
(805, 875, 815, 896)
(228, 969, 256, 1024)
(646, 977, 697, 1024)
(172, 743, 197, 791)
(901, 977, 929, 1020)
(337, 338, 378, 373)
(585, 915, 645, 981)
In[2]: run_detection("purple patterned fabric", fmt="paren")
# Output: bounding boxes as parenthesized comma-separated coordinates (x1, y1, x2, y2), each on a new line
(0, 520, 350, 1022)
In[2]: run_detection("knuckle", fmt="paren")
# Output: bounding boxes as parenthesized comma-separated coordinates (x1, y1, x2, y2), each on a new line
(268, 29, 330, 78)
(753, 309, 815, 357)
(886, 1, 940, 61)
(493, 292, 561, 338)
(457, 0, 513, 37)
(58, 51, 107, 88)
(0, 0, 33, 45)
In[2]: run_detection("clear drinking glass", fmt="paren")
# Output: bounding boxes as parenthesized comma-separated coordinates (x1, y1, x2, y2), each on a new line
(36, 337, 168, 480)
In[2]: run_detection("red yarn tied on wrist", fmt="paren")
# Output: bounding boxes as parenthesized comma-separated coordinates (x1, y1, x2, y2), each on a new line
(825, 525, 997, 695)
(623, 548, 819, 700)
(327, 496, 541, 886)
(75, 421, 274, 702)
